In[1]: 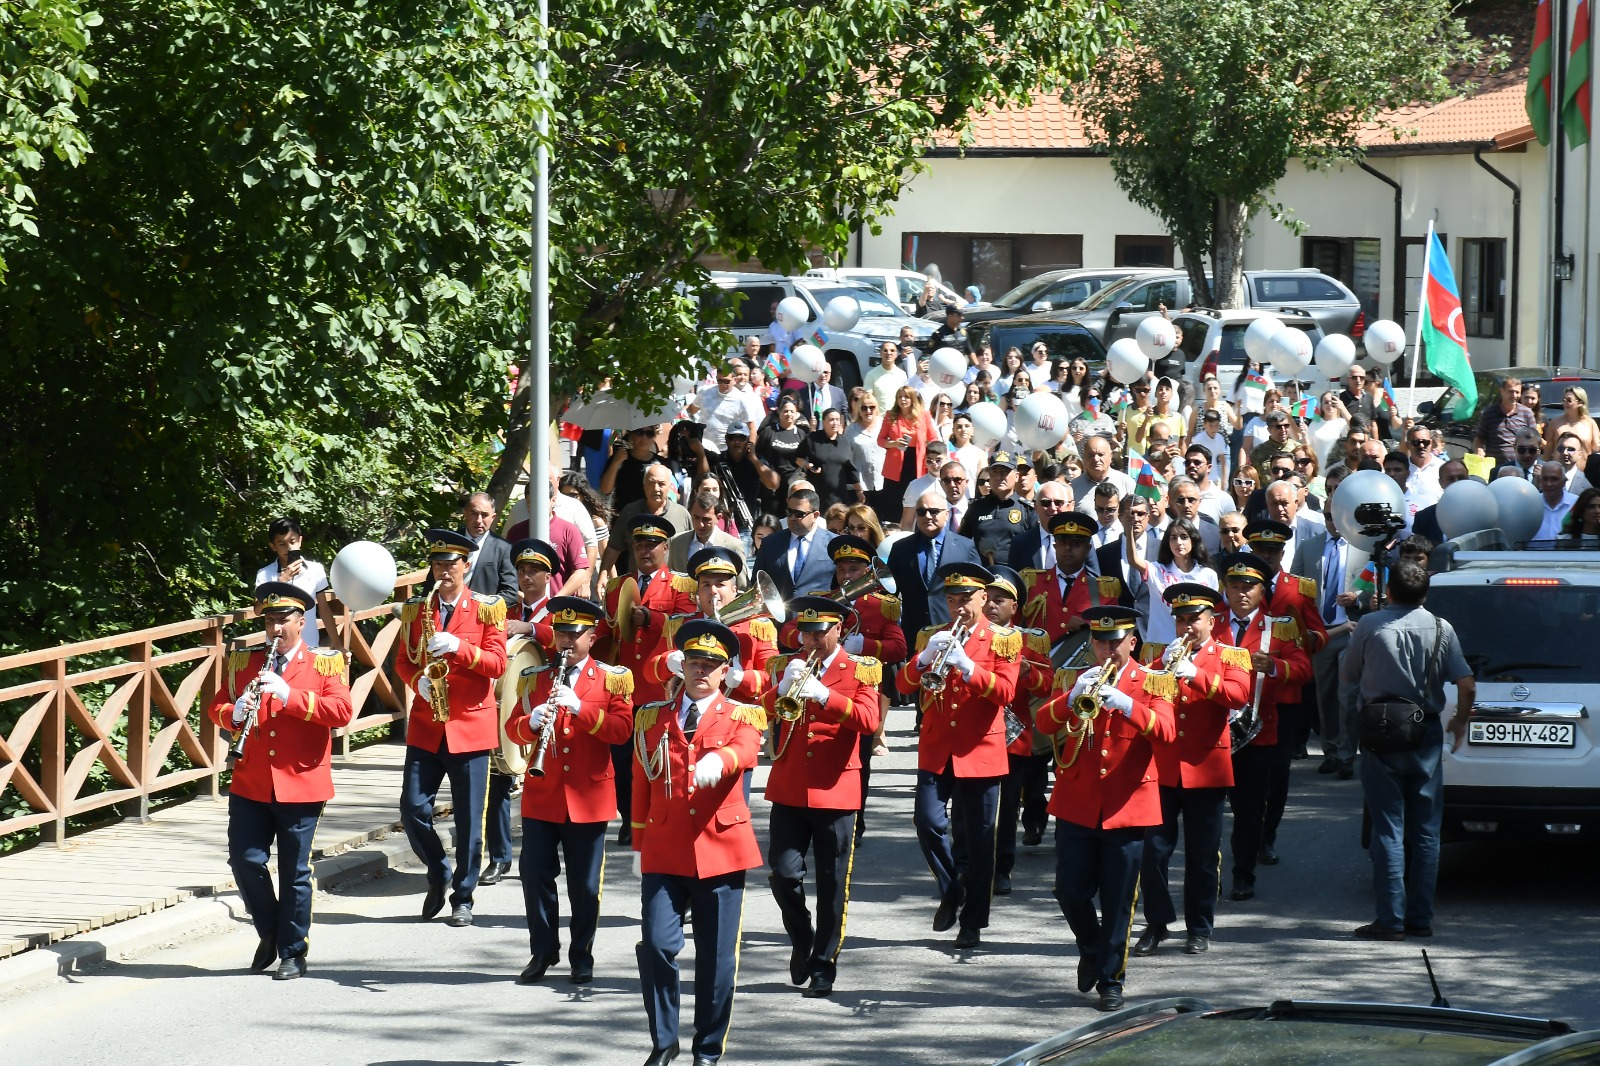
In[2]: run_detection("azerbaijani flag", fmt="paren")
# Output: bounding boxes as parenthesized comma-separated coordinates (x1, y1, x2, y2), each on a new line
(1352, 561, 1377, 594)
(1378, 376, 1399, 415)
(1241, 367, 1271, 394)
(1565, 0, 1592, 148)
(763, 351, 790, 378)
(1529, 0, 1555, 145)
(1127, 447, 1166, 502)
(1289, 397, 1315, 421)
(1418, 229, 1479, 413)
(1104, 386, 1130, 415)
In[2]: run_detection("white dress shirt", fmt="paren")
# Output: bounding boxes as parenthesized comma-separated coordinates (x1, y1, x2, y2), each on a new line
(1537, 492, 1578, 541)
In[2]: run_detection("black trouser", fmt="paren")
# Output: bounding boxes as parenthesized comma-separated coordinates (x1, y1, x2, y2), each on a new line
(1263, 702, 1303, 849)
(521, 818, 605, 970)
(914, 767, 1000, 931)
(486, 770, 516, 867)
(611, 740, 633, 836)
(996, 752, 1050, 878)
(768, 803, 857, 983)
(1053, 821, 1144, 995)
(856, 733, 875, 839)
(1228, 744, 1273, 887)
(1140, 785, 1226, 937)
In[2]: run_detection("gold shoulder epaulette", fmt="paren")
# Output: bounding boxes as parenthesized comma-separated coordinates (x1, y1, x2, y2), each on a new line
(915, 625, 942, 653)
(399, 599, 421, 625)
(1096, 576, 1122, 602)
(313, 648, 347, 678)
(1138, 641, 1163, 665)
(1020, 567, 1046, 586)
(670, 572, 697, 595)
(517, 670, 543, 699)
(1143, 671, 1177, 700)
(475, 596, 507, 628)
(730, 702, 767, 731)
(663, 613, 688, 641)
(877, 594, 901, 623)
(1272, 618, 1300, 643)
(748, 616, 777, 643)
(1053, 666, 1082, 692)
(768, 653, 792, 679)
(1025, 628, 1051, 656)
(1297, 576, 1318, 600)
(604, 666, 635, 697)
(851, 655, 883, 686)
(228, 647, 254, 678)
(991, 626, 1021, 660)
(634, 701, 669, 733)
(1219, 645, 1253, 671)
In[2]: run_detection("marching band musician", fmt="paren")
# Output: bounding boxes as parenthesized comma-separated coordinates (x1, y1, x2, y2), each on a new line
(762, 596, 882, 999)
(209, 582, 353, 980)
(896, 561, 1022, 949)
(649, 546, 779, 704)
(394, 528, 509, 928)
(481, 536, 562, 888)
(984, 566, 1054, 896)
(505, 596, 634, 985)
(631, 620, 765, 1066)
(1216, 552, 1310, 903)
(1133, 583, 1252, 959)
(1035, 605, 1175, 1012)
(600, 514, 698, 846)
(1020, 512, 1126, 645)
(1243, 519, 1329, 865)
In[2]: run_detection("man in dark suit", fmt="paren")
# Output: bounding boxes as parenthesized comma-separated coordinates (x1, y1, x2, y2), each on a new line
(888, 487, 982, 638)
(1008, 480, 1073, 571)
(1409, 458, 1467, 546)
(426, 492, 519, 606)
(790, 364, 848, 428)
(1092, 495, 1151, 636)
(754, 487, 836, 600)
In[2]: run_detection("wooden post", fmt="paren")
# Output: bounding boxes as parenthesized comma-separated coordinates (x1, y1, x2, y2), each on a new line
(128, 640, 153, 824)
(39, 658, 67, 846)
(202, 621, 225, 802)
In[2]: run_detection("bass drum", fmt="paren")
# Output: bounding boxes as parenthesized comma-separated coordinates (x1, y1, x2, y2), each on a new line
(493, 636, 545, 777)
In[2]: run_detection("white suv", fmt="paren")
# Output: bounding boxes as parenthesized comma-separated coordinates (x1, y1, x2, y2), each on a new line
(1431, 548, 1600, 842)
(803, 266, 966, 315)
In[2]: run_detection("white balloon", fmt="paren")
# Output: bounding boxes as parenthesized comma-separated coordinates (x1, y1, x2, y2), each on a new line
(330, 541, 398, 613)
(1314, 334, 1357, 379)
(1267, 327, 1313, 376)
(1135, 316, 1178, 361)
(1243, 316, 1286, 363)
(1364, 319, 1406, 364)
(1014, 391, 1071, 451)
(966, 401, 1008, 449)
(1106, 338, 1149, 385)
(822, 296, 861, 333)
(929, 347, 967, 389)
(1488, 475, 1545, 546)
(1435, 479, 1500, 540)
(879, 530, 911, 565)
(1329, 469, 1408, 551)
(787, 343, 825, 384)
(942, 381, 967, 404)
(776, 295, 809, 333)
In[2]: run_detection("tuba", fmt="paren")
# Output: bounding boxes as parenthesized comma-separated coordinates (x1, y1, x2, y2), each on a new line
(492, 636, 545, 776)
(717, 570, 786, 627)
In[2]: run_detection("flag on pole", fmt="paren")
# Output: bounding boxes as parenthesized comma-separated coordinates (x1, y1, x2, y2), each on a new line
(1241, 367, 1271, 395)
(1565, 0, 1592, 147)
(1104, 386, 1130, 416)
(1352, 561, 1377, 595)
(1529, 0, 1555, 146)
(1417, 230, 1479, 413)
(1289, 397, 1315, 421)
(1378, 376, 1399, 415)
(1126, 447, 1166, 502)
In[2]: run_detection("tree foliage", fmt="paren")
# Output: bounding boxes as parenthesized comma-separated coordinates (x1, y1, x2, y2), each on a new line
(1072, 0, 1497, 308)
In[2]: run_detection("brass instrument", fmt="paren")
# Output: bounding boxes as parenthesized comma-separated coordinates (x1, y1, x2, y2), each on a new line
(529, 648, 571, 778)
(773, 650, 821, 722)
(419, 589, 452, 723)
(820, 558, 894, 604)
(609, 575, 642, 658)
(1057, 659, 1128, 769)
(231, 635, 282, 760)
(717, 571, 785, 627)
(492, 636, 545, 776)
(1155, 635, 1194, 677)
(1032, 628, 1095, 756)
(920, 619, 972, 695)
(1232, 618, 1279, 752)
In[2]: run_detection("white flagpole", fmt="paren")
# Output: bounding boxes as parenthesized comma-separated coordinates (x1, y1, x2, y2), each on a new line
(1407, 220, 1434, 416)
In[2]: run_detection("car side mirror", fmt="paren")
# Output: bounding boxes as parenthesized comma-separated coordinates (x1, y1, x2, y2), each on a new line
(1417, 400, 1435, 416)
(1031, 301, 1053, 313)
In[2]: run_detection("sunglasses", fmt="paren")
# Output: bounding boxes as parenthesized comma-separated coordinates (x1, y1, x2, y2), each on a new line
(1516, 447, 1540, 455)
(1173, 495, 1200, 504)
(787, 508, 814, 518)
(940, 475, 967, 484)
(915, 507, 946, 517)
(1272, 468, 1295, 478)
(1296, 457, 1315, 466)
(1409, 438, 1429, 447)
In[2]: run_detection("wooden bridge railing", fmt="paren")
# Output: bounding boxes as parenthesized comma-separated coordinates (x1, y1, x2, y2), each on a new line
(0, 572, 427, 845)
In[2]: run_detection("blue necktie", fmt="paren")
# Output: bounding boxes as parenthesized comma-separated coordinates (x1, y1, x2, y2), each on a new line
(791, 535, 808, 584)
(1322, 540, 1342, 618)
(923, 536, 941, 585)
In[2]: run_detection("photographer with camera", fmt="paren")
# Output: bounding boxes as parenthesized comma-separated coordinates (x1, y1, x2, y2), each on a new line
(255, 517, 330, 646)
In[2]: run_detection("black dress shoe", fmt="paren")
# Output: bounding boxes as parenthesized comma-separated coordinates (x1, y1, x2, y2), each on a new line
(446, 903, 473, 927)
(422, 883, 446, 920)
(480, 861, 512, 886)
(1258, 844, 1280, 865)
(1133, 927, 1167, 957)
(802, 973, 834, 998)
(642, 1047, 679, 1066)
(569, 962, 594, 984)
(1337, 760, 1355, 780)
(1183, 934, 1209, 954)
(1352, 922, 1404, 942)
(1229, 881, 1255, 902)
(994, 874, 1012, 896)
(273, 954, 307, 981)
(1022, 826, 1043, 847)
(517, 953, 560, 983)
(1317, 756, 1339, 774)
(251, 936, 277, 973)
(1404, 925, 1434, 938)
(691, 1057, 718, 1066)
(1076, 954, 1098, 993)
(789, 942, 812, 986)
(932, 888, 964, 932)
(954, 926, 981, 948)
(1292, 745, 1309, 759)
(1096, 988, 1125, 1012)
(617, 825, 633, 847)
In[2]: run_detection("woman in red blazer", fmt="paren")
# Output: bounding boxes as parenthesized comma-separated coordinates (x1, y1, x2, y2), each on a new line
(877, 384, 939, 511)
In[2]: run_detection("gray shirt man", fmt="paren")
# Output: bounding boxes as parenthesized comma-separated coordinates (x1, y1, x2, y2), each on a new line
(1340, 604, 1470, 715)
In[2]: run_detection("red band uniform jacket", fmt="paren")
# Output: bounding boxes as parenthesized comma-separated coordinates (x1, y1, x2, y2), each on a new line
(650, 613, 780, 703)
(762, 652, 883, 810)
(1154, 640, 1253, 789)
(895, 617, 1022, 777)
(1036, 660, 1176, 829)
(777, 593, 908, 667)
(1020, 567, 1122, 643)
(209, 644, 355, 803)
(631, 692, 764, 878)
(1218, 612, 1311, 749)
(506, 657, 636, 823)
(598, 570, 698, 706)
(1007, 628, 1056, 756)
(394, 591, 509, 754)
(1270, 571, 1330, 656)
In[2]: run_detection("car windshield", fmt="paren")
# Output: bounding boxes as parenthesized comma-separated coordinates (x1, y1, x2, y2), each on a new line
(1429, 584, 1600, 682)
(990, 275, 1059, 308)
(800, 284, 902, 318)
(1076, 274, 1151, 311)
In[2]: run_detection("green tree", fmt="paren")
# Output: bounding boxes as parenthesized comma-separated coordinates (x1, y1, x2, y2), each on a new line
(1071, 0, 1495, 309)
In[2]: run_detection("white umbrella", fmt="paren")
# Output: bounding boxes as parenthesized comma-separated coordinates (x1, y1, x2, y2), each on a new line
(560, 390, 685, 432)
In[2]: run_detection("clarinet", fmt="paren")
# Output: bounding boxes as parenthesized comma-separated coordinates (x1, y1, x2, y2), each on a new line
(529, 649, 571, 778)
(231, 635, 282, 760)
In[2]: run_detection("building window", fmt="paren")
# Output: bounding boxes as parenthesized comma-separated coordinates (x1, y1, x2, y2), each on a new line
(1114, 235, 1174, 268)
(1460, 238, 1506, 339)
(903, 233, 1083, 299)
(1303, 236, 1381, 323)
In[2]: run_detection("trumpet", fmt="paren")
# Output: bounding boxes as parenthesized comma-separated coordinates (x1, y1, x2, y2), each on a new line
(231, 635, 282, 760)
(528, 649, 570, 779)
(1154, 635, 1194, 677)
(1057, 660, 1127, 769)
(420, 588, 451, 723)
(920, 619, 972, 695)
(772, 650, 821, 722)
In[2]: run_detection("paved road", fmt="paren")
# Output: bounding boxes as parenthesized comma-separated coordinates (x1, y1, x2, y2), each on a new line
(3, 708, 1598, 1065)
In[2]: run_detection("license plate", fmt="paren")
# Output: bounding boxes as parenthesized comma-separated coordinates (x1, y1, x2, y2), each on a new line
(1468, 720, 1577, 747)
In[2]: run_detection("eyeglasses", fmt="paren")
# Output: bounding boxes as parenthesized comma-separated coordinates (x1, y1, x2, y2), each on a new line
(787, 508, 814, 518)
(1295, 457, 1315, 467)
(1233, 478, 1255, 487)
(1036, 498, 1067, 509)
(976, 478, 991, 487)
(915, 507, 946, 517)
(1409, 438, 1429, 448)
(1515, 446, 1539, 455)
(716, 377, 732, 385)
(860, 405, 878, 412)
(1173, 495, 1200, 504)
(1131, 386, 1150, 394)
(940, 475, 967, 484)
(1094, 506, 1118, 515)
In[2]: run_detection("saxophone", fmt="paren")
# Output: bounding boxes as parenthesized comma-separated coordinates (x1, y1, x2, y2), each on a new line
(419, 589, 452, 723)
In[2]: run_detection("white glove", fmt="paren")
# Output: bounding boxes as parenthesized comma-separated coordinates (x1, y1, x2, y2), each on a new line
(1160, 641, 1185, 666)
(1100, 685, 1135, 716)
(918, 630, 955, 667)
(552, 683, 582, 713)
(522, 699, 553, 732)
(799, 674, 829, 703)
(665, 649, 684, 678)
(427, 632, 460, 657)
(723, 655, 743, 691)
(632, 851, 643, 878)
(780, 657, 810, 687)
(417, 674, 433, 705)
(231, 695, 252, 727)
(260, 672, 290, 704)
(1067, 665, 1102, 702)
(843, 632, 865, 654)
(1172, 658, 1198, 681)
(946, 641, 975, 681)
(692, 753, 724, 789)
